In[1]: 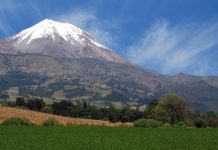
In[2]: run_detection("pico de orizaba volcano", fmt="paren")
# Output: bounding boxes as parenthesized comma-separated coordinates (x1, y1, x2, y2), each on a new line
(0, 19, 218, 112)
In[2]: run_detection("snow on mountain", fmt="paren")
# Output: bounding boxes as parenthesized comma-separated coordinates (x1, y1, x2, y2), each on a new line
(12, 19, 106, 48)
(0, 19, 126, 64)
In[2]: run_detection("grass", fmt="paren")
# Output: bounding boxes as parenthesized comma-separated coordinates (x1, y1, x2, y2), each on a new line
(0, 126, 218, 150)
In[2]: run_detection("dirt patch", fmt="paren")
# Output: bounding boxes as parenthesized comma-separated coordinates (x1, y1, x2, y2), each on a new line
(0, 106, 132, 127)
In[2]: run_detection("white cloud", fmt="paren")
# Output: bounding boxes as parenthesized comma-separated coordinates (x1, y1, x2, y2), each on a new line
(127, 19, 218, 75)
(56, 9, 115, 47)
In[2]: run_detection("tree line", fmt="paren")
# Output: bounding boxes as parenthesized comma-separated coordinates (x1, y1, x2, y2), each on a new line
(12, 97, 144, 123)
(1, 93, 218, 128)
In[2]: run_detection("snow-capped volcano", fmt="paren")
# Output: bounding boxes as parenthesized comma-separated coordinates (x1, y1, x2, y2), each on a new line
(0, 19, 126, 63)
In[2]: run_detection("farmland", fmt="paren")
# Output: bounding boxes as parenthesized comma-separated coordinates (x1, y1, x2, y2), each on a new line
(0, 126, 218, 150)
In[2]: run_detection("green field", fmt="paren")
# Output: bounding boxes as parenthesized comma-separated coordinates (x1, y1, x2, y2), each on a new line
(0, 126, 218, 150)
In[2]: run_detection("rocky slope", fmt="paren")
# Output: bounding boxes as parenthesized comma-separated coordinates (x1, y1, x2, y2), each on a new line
(0, 19, 218, 112)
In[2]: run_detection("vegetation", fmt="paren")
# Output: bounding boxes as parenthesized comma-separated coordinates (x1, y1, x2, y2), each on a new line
(0, 71, 45, 88)
(26, 98, 45, 111)
(1, 117, 33, 126)
(64, 87, 87, 98)
(42, 118, 59, 126)
(0, 126, 218, 150)
(15, 97, 26, 106)
(52, 100, 143, 122)
(0, 92, 217, 128)
(133, 119, 161, 128)
(154, 93, 187, 125)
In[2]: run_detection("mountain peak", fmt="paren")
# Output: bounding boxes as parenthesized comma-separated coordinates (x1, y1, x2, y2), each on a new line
(0, 19, 126, 64)
(12, 19, 88, 45)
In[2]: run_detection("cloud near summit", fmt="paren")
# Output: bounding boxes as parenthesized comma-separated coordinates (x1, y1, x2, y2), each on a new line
(127, 20, 218, 75)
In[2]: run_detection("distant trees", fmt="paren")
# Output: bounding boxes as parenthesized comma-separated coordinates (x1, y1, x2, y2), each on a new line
(52, 100, 73, 116)
(51, 100, 143, 122)
(205, 111, 218, 128)
(26, 98, 45, 111)
(16, 97, 26, 106)
(15, 97, 46, 111)
(6, 93, 218, 128)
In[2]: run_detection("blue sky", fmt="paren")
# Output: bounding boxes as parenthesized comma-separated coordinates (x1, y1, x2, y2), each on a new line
(0, 0, 218, 76)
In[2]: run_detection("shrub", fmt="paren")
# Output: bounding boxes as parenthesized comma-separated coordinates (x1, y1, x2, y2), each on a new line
(1, 117, 33, 126)
(42, 118, 59, 126)
(162, 123, 172, 128)
(26, 98, 45, 111)
(194, 118, 207, 128)
(173, 122, 187, 128)
(42, 106, 53, 114)
(16, 97, 26, 107)
(133, 119, 161, 128)
(207, 118, 218, 128)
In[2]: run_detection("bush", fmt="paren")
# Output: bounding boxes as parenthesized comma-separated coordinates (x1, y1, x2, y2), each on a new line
(42, 118, 59, 126)
(194, 118, 207, 128)
(16, 97, 26, 107)
(26, 98, 45, 111)
(207, 118, 218, 128)
(1, 117, 33, 126)
(173, 122, 187, 128)
(42, 106, 53, 114)
(162, 123, 172, 128)
(133, 119, 161, 128)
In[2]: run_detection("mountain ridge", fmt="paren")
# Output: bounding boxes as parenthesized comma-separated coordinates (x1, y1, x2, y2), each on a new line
(0, 19, 218, 112)
(0, 19, 126, 64)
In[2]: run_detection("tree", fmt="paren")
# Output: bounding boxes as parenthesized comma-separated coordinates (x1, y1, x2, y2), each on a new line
(155, 93, 188, 124)
(26, 98, 45, 111)
(16, 97, 26, 106)
(145, 99, 159, 119)
(205, 111, 218, 128)
(52, 100, 73, 116)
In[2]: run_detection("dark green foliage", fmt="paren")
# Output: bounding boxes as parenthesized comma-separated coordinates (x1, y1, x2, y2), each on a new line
(133, 119, 161, 128)
(194, 118, 207, 128)
(52, 100, 74, 116)
(26, 98, 45, 111)
(42, 118, 59, 126)
(16, 97, 26, 106)
(1, 117, 33, 126)
(51, 100, 143, 123)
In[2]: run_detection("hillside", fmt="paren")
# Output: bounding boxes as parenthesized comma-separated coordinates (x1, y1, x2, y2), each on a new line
(0, 106, 131, 127)
(0, 19, 218, 112)
(1, 54, 218, 112)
